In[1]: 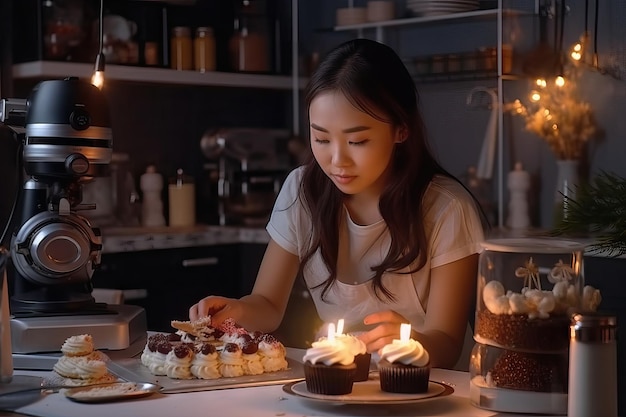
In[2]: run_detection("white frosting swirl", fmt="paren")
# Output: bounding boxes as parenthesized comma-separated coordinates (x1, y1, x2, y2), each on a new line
(61, 334, 94, 356)
(191, 352, 221, 380)
(219, 346, 245, 377)
(379, 339, 429, 367)
(258, 339, 288, 372)
(164, 348, 193, 379)
(302, 339, 354, 366)
(147, 352, 167, 376)
(242, 353, 265, 375)
(53, 356, 107, 379)
(335, 334, 367, 356)
(140, 345, 153, 366)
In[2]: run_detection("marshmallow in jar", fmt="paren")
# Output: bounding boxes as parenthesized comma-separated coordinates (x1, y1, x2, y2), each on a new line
(469, 238, 602, 415)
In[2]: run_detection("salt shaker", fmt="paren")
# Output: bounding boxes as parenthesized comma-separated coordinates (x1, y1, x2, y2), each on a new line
(568, 313, 618, 417)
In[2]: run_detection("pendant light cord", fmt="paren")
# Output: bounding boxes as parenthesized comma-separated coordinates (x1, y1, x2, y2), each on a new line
(593, 0, 599, 68)
(98, 0, 104, 54)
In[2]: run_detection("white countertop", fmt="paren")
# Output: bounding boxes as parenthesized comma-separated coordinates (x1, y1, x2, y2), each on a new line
(8, 368, 540, 417)
(100, 225, 270, 254)
(4, 348, 563, 417)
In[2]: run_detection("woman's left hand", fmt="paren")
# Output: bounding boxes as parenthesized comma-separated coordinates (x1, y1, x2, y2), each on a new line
(358, 310, 410, 353)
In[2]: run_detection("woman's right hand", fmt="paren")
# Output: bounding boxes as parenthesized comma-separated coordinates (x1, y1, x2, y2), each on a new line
(189, 295, 244, 326)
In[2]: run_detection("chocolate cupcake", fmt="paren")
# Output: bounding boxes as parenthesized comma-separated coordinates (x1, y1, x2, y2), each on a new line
(302, 338, 356, 395)
(335, 333, 371, 382)
(377, 335, 430, 393)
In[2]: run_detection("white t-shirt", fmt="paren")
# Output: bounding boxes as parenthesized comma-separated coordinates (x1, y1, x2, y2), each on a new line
(266, 166, 485, 333)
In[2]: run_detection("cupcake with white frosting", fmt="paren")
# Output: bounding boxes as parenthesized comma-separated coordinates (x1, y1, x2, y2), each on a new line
(302, 324, 356, 395)
(335, 333, 370, 382)
(377, 324, 430, 393)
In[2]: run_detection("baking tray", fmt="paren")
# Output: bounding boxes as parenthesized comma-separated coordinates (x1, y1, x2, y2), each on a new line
(108, 349, 305, 393)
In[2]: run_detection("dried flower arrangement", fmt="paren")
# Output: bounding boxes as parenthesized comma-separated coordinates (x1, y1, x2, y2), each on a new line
(506, 75, 599, 161)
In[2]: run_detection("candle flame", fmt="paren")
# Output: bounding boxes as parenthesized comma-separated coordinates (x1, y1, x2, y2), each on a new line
(400, 323, 411, 342)
(336, 319, 344, 335)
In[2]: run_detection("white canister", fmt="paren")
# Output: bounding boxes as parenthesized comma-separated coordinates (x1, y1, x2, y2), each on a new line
(168, 168, 196, 227)
(568, 313, 618, 417)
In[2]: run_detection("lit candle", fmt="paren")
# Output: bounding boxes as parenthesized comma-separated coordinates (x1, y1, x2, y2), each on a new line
(400, 323, 411, 342)
(336, 319, 344, 335)
(328, 323, 336, 342)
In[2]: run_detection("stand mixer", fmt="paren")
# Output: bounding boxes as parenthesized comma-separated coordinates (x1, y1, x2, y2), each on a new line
(0, 78, 146, 355)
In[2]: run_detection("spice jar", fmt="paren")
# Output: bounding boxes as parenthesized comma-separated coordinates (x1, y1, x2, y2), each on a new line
(170, 26, 192, 70)
(194, 26, 216, 72)
(229, 0, 271, 72)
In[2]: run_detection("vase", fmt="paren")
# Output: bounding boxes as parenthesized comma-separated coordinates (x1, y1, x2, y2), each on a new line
(553, 159, 579, 226)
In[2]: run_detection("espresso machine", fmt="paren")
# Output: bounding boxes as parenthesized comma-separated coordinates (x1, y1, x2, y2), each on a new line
(0, 78, 146, 355)
(200, 128, 293, 226)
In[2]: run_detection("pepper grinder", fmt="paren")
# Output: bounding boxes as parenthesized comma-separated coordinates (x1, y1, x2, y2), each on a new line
(506, 161, 530, 230)
(140, 165, 166, 227)
(568, 313, 618, 417)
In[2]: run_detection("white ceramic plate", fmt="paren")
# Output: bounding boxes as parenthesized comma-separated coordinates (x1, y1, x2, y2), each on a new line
(63, 382, 161, 403)
(282, 379, 454, 405)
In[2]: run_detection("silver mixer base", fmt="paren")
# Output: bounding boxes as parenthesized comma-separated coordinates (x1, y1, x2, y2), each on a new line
(10, 304, 147, 354)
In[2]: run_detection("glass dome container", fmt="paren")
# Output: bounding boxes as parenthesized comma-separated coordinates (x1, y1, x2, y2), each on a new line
(469, 237, 585, 415)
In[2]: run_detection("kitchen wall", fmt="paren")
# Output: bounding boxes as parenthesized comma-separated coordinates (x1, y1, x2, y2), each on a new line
(3, 0, 626, 228)
(301, 0, 626, 229)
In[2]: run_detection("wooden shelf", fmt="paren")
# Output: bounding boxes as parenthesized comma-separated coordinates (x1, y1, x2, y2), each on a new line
(12, 61, 308, 90)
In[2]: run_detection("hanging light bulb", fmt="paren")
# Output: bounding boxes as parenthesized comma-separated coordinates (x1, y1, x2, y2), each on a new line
(536, 78, 547, 88)
(91, 52, 105, 90)
(91, 0, 105, 89)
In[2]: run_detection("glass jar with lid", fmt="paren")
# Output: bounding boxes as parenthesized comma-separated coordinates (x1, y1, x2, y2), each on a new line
(229, 0, 271, 73)
(194, 26, 216, 72)
(170, 26, 193, 70)
(469, 237, 585, 415)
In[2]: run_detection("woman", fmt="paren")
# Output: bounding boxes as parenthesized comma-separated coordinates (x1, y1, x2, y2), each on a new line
(190, 38, 485, 368)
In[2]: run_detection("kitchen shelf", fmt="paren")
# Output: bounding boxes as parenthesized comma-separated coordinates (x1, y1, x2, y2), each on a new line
(333, 8, 530, 32)
(326, 2, 538, 228)
(413, 71, 522, 83)
(12, 61, 309, 90)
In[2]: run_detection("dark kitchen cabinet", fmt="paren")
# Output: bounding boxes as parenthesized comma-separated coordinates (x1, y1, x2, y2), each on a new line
(93, 244, 240, 332)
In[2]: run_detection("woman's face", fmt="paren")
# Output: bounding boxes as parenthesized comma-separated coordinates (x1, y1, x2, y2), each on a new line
(309, 91, 403, 197)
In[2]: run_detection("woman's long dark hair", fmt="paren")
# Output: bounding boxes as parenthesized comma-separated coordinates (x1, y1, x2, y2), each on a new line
(298, 39, 462, 302)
